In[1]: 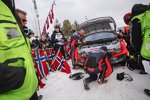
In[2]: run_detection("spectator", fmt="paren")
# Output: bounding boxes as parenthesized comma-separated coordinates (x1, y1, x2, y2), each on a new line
(16, 8, 43, 100)
(51, 25, 66, 59)
(16, 8, 27, 27)
(0, 1, 39, 100)
(40, 34, 52, 50)
(16, 8, 29, 35)
(28, 29, 35, 39)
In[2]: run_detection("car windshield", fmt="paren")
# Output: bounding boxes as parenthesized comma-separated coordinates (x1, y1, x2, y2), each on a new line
(83, 32, 116, 42)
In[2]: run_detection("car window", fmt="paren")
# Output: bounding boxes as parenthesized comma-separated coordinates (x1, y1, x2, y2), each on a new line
(84, 32, 115, 42)
(109, 22, 115, 30)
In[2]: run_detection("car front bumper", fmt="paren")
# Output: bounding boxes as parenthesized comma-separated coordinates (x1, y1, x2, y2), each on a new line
(74, 54, 127, 67)
(111, 54, 126, 65)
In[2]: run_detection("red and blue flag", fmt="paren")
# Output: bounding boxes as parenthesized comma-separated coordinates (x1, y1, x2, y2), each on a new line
(32, 49, 49, 79)
(51, 48, 71, 74)
(65, 44, 71, 58)
(46, 48, 55, 65)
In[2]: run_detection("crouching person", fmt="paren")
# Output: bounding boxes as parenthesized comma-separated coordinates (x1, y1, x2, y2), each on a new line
(83, 47, 113, 90)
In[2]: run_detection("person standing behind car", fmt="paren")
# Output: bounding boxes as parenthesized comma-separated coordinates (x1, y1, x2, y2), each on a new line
(129, 4, 150, 97)
(51, 25, 66, 59)
(129, 4, 149, 74)
(70, 29, 86, 69)
(71, 29, 86, 49)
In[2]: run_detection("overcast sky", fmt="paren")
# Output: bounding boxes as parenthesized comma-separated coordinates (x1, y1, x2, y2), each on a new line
(15, 0, 149, 35)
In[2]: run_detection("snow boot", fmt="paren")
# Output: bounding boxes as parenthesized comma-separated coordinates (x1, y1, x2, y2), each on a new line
(38, 95, 43, 100)
(144, 89, 150, 97)
(83, 79, 90, 90)
(139, 70, 148, 75)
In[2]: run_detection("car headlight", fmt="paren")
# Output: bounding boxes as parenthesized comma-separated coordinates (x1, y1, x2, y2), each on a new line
(78, 50, 88, 58)
(114, 48, 121, 53)
(78, 50, 82, 57)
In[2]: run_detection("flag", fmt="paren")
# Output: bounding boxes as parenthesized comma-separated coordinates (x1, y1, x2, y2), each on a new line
(48, 11, 53, 24)
(65, 44, 71, 58)
(46, 48, 55, 65)
(51, 9, 54, 19)
(51, 0, 55, 19)
(51, 0, 55, 10)
(51, 48, 71, 74)
(41, 0, 56, 34)
(46, 17, 49, 29)
(42, 25, 46, 34)
(32, 49, 49, 79)
(41, 0, 55, 31)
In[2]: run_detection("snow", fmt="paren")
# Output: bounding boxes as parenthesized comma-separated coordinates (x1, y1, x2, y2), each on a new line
(38, 60, 150, 100)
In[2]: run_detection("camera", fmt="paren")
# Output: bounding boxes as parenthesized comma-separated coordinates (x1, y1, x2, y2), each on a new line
(30, 36, 40, 48)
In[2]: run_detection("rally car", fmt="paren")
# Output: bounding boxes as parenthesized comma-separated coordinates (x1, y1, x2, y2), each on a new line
(72, 17, 128, 67)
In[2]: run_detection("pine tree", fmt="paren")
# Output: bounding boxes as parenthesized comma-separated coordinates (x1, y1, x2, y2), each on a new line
(62, 19, 73, 36)
(54, 18, 61, 26)
(73, 21, 80, 31)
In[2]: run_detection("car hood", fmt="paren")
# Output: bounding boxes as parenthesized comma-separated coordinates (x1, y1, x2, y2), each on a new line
(79, 17, 116, 34)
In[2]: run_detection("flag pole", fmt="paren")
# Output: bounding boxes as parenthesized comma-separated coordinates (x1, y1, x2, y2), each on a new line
(32, 0, 41, 37)
(37, 17, 41, 36)
(42, 0, 56, 35)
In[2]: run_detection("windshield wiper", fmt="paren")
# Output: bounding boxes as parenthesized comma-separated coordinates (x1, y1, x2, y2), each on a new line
(86, 38, 115, 44)
(97, 38, 114, 42)
(95, 38, 114, 42)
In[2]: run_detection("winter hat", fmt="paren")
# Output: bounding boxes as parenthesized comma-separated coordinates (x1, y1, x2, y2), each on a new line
(28, 29, 34, 36)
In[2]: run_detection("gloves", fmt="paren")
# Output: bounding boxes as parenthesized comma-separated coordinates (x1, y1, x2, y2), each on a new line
(0, 63, 26, 93)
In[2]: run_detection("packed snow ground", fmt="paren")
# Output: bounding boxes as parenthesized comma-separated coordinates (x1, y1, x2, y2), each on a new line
(38, 60, 150, 100)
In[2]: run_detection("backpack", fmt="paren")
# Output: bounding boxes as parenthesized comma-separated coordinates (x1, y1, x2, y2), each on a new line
(131, 4, 150, 60)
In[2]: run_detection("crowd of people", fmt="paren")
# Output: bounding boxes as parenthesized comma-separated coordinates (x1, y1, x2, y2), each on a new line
(0, 0, 150, 100)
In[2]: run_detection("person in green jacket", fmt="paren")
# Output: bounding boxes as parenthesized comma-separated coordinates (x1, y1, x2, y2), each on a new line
(16, 8, 43, 100)
(0, 0, 38, 100)
(129, 4, 150, 97)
